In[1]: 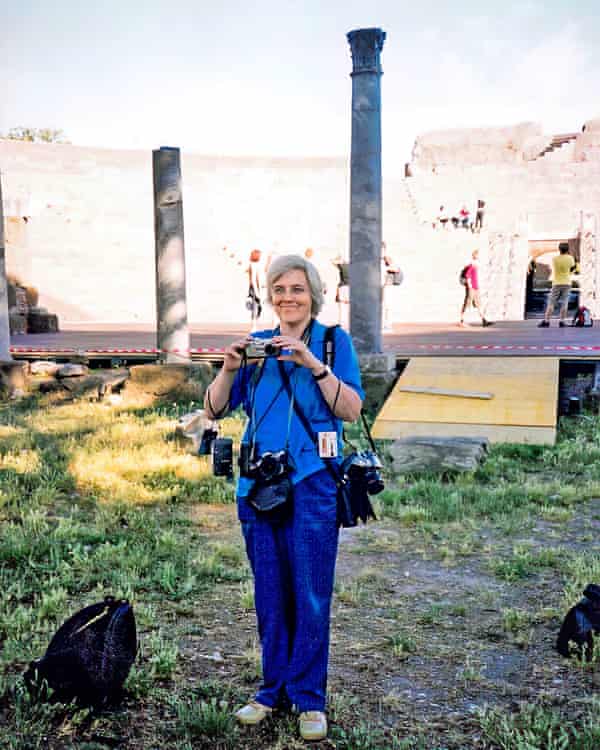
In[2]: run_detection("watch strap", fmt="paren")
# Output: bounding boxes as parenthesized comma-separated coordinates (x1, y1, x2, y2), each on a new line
(313, 365, 331, 381)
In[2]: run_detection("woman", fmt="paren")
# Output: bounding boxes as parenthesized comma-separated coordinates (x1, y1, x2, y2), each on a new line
(204, 255, 364, 741)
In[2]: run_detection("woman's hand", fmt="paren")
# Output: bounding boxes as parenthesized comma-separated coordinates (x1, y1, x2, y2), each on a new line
(223, 337, 252, 372)
(273, 335, 322, 373)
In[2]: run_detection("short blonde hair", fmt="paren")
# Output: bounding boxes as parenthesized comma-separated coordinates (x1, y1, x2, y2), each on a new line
(266, 254, 325, 317)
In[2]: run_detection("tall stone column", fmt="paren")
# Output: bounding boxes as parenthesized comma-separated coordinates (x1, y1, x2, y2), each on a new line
(347, 27, 386, 354)
(0, 173, 12, 360)
(152, 147, 190, 363)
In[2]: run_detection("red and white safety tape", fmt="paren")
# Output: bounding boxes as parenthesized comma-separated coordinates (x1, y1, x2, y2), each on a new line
(9, 344, 600, 355)
(413, 344, 600, 352)
(9, 347, 226, 354)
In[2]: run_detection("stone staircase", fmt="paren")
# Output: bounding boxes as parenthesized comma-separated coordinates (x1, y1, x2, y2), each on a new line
(402, 162, 600, 239)
(533, 133, 578, 160)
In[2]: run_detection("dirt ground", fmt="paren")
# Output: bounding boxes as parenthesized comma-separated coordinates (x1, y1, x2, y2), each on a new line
(112, 497, 600, 749)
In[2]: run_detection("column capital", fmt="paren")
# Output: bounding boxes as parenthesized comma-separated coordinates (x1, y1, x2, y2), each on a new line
(347, 28, 386, 76)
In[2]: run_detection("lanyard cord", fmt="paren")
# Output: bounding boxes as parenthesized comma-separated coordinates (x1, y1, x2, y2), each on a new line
(247, 320, 313, 454)
(248, 362, 296, 454)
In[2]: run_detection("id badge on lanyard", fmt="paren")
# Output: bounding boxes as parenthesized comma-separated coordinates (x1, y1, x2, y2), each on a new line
(318, 431, 338, 458)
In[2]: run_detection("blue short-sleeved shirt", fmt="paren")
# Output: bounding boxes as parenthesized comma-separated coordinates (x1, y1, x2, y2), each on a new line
(230, 319, 364, 498)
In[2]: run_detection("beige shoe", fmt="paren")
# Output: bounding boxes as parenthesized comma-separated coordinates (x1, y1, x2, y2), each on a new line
(299, 710, 328, 741)
(234, 700, 273, 725)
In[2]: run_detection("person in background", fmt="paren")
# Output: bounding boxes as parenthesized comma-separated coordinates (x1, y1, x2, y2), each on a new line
(474, 199, 485, 232)
(304, 248, 327, 295)
(437, 205, 449, 229)
(247, 249, 269, 332)
(538, 242, 577, 328)
(381, 241, 402, 333)
(525, 257, 537, 311)
(332, 254, 350, 326)
(459, 204, 470, 229)
(459, 249, 493, 327)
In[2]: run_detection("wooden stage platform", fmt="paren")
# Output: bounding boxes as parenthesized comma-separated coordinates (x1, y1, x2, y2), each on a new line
(9, 320, 600, 363)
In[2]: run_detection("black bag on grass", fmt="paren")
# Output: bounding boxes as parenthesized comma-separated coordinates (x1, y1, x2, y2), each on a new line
(24, 596, 137, 707)
(556, 584, 600, 659)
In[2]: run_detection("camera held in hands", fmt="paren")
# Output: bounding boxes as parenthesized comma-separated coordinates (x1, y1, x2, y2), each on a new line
(239, 442, 289, 483)
(244, 338, 282, 359)
(341, 451, 385, 496)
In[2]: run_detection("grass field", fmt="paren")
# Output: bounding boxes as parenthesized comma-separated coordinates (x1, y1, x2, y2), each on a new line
(1, 390, 599, 749)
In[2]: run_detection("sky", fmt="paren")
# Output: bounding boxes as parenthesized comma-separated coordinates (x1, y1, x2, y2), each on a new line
(1, 0, 599, 175)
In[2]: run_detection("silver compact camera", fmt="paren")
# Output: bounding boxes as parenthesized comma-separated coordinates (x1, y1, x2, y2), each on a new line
(244, 338, 282, 359)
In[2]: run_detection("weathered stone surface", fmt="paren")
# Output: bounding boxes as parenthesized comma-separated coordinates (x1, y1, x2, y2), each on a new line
(389, 436, 488, 474)
(130, 364, 191, 394)
(359, 353, 396, 374)
(2, 128, 600, 328)
(129, 363, 213, 399)
(57, 363, 89, 378)
(9, 311, 26, 334)
(153, 147, 190, 363)
(412, 123, 543, 167)
(480, 232, 529, 321)
(348, 28, 385, 355)
(30, 360, 61, 376)
(60, 368, 129, 398)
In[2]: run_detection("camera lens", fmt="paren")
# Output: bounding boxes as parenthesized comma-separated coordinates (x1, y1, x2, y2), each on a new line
(365, 469, 385, 495)
(260, 455, 277, 478)
(198, 428, 217, 456)
(264, 343, 279, 357)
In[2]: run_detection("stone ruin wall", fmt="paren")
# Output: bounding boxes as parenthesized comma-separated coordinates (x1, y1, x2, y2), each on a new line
(2, 118, 600, 326)
(411, 119, 600, 169)
(404, 118, 600, 321)
(0, 141, 351, 325)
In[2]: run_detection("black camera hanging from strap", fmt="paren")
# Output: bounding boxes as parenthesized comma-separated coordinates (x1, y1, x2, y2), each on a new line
(277, 344, 380, 528)
(241, 349, 299, 518)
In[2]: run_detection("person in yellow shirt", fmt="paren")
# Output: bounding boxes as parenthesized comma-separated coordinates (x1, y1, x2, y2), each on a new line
(538, 243, 576, 328)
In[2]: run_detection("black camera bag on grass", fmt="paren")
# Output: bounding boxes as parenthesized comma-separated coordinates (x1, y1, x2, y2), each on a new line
(24, 596, 137, 707)
(556, 584, 600, 659)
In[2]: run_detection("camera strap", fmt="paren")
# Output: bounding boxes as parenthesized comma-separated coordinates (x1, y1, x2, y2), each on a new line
(248, 360, 295, 456)
(277, 361, 345, 489)
(246, 320, 314, 455)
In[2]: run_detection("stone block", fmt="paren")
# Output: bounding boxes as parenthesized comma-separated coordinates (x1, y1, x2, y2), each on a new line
(57, 363, 89, 378)
(359, 352, 396, 374)
(9, 312, 27, 334)
(129, 363, 214, 399)
(30, 360, 61, 376)
(27, 312, 59, 333)
(60, 368, 129, 399)
(389, 436, 489, 474)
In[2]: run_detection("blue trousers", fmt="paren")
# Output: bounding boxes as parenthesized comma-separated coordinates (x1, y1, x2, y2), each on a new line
(239, 469, 339, 712)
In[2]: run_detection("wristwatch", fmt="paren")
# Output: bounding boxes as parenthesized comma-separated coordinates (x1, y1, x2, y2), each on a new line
(313, 365, 332, 381)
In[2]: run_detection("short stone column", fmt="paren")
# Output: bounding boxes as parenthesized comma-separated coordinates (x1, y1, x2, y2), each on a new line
(347, 27, 386, 355)
(152, 147, 190, 363)
(0, 173, 12, 360)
